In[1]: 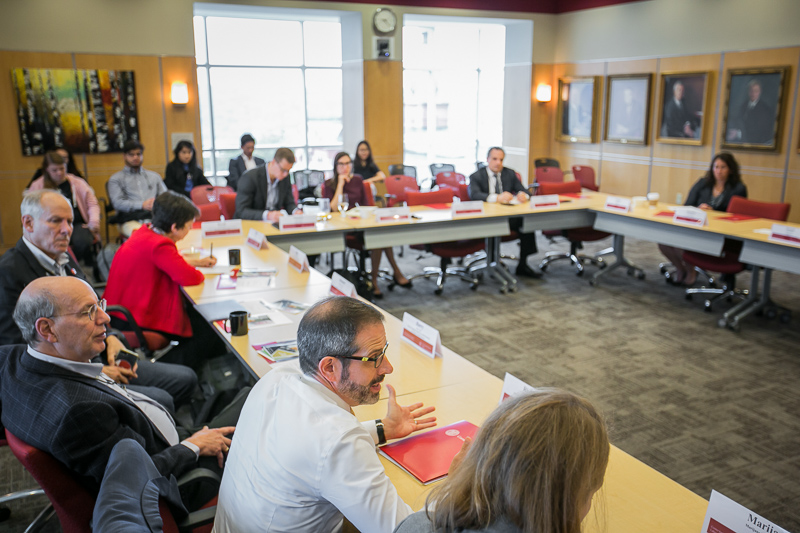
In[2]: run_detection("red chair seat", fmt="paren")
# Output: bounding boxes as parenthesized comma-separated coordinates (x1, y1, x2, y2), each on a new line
(429, 239, 486, 258)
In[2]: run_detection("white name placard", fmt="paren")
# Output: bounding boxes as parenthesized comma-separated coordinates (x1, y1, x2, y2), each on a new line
(201, 219, 242, 239)
(245, 228, 268, 250)
(401, 312, 442, 359)
(769, 223, 800, 247)
(329, 272, 357, 297)
(451, 201, 484, 217)
(375, 207, 411, 224)
(499, 373, 538, 404)
(287, 245, 309, 273)
(673, 207, 708, 227)
(702, 491, 789, 533)
(604, 196, 631, 213)
(278, 214, 317, 232)
(530, 194, 561, 209)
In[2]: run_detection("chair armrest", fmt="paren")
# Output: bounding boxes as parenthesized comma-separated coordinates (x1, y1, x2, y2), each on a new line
(176, 468, 221, 488)
(178, 506, 217, 532)
(105, 305, 151, 358)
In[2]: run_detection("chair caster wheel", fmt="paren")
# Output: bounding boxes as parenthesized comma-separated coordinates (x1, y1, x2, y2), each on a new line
(434, 288, 443, 296)
(780, 312, 792, 324)
(589, 279, 598, 287)
(717, 318, 728, 328)
(685, 293, 693, 301)
(470, 284, 478, 291)
(627, 267, 634, 276)
(540, 265, 548, 272)
(765, 307, 777, 320)
(599, 262, 608, 269)
(729, 321, 741, 333)
(637, 271, 645, 280)
(576, 270, 584, 277)
(704, 301, 713, 312)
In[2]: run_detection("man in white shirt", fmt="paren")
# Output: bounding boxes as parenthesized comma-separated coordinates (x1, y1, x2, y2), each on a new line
(213, 296, 438, 533)
(227, 134, 266, 190)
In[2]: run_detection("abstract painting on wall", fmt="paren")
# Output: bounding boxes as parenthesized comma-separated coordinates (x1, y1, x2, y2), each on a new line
(11, 67, 140, 156)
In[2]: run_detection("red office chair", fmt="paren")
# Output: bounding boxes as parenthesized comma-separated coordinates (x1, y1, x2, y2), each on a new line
(197, 202, 222, 222)
(384, 175, 419, 207)
(683, 197, 791, 326)
(406, 189, 485, 295)
(572, 165, 599, 191)
(291, 183, 300, 204)
(537, 181, 611, 276)
(105, 304, 172, 359)
(190, 186, 233, 206)
(435, 171, 467, 187)
(6, 430, 217, 533)
(219, 193, 237, 220)
(535, 166, 564, 185)
(534, 157, 560, 169)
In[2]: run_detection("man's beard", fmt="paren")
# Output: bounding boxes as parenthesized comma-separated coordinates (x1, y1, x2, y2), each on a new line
(340, 363, 383, 405)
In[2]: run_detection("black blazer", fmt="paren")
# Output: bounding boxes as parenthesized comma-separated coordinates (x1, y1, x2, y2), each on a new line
(468, 167, 527, 202)
(0, 345, 196, 487)
(164, 160, 210, 197)
(227, 155, 265, 191)
(234, 165, 297, 220)
(0, 239, 85, 346)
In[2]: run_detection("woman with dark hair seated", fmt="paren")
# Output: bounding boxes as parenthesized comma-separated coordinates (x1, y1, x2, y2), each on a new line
(325, 151, 411, 299)
(104, 191, 222, 368)
(164, 140, 210, 197)
(395, 389, 610, 533)
(27, 150, 100, 263)
(658, 152, 747, 286)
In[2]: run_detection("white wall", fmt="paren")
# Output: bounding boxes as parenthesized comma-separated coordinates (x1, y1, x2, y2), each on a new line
(555, 0, 800, 62)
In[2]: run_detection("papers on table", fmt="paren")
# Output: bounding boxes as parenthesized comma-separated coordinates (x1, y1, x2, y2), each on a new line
(702, 490, 790, 533)
(253, 340, 299, 364)
(260, 299, 311, 315)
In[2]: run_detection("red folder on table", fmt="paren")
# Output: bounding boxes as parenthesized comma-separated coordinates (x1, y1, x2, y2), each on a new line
(378, 420, 479, 484)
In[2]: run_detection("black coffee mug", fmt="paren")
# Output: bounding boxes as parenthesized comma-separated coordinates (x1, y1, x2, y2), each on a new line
(229, 248, 241, 266)
(227, 310, 248, 336)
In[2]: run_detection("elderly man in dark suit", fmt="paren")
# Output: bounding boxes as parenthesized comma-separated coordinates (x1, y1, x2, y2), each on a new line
(468, 147, 540, 278)
(0, 190, 196, 411)
(234, 147, 297, 221)
(226, 134, 265, 191)
(0, 277, 245, 507)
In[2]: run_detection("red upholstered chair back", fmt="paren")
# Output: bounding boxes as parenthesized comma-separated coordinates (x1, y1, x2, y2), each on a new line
(406, 188, 455, 206)
(537, 180, 582, 196)
(5, 429, 95, 533)
(362, 181, 376, 206)
(197, 202, 222, 222)
(191, 186, 233, 206)
(220, 193, 237, 220)
(384, 175, 419, 206)
(727, 196, 790, 221)
(535, 166, 564, 184)
(435, 172, 467, 187)
(572, 165, 598, 191)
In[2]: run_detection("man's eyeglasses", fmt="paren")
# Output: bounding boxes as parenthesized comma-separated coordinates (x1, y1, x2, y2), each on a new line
(51, 299, 107, 322)
(332, 341, 388, 368)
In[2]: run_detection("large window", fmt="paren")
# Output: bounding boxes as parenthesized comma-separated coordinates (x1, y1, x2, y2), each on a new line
(403, 21, 505, 178)
(194, 14, 344, 179)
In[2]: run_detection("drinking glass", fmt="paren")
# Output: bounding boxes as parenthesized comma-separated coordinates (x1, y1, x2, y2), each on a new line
(338, 194, 349, 216)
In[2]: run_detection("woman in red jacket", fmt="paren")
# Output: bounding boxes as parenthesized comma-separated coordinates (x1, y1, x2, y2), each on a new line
(104, 191, 219, 367)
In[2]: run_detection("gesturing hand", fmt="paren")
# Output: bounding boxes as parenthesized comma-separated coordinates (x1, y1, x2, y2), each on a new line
(382, 384, 436, 441)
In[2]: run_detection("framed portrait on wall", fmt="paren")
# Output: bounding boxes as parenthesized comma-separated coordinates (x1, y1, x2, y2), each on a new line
(556, 77, 599, 143)
(656, 71, 710, 146)
(604, 74, 652, 145)
(721, 67, 789, 152)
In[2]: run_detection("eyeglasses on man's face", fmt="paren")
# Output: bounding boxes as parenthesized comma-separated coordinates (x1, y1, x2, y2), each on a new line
(51, 299, 107, 322)
(332, 341, 388, 368)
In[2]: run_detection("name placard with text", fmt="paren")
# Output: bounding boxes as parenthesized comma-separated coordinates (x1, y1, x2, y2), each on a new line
(329, 272, 357, 297)
(451, 201, 484, 218)
(673, 207, 708, 227)
(769, 223, 800, 247)
(279, 214, 317, 231)
(530, 194, 560, 209)
(701, 491, 789, 533)
(375, 207, 411, 224)
(201, 219, 242, 239)
(604, 196, 631, 213)
(287, 245, 309, 273)
(401, 312, 442, 358)
(245, 228, 268, 250)
(499, 373, 538, 404)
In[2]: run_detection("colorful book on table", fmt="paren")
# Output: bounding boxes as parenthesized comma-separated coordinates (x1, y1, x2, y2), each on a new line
(378, 420, 478, 484)
(254, 340, 299, 364)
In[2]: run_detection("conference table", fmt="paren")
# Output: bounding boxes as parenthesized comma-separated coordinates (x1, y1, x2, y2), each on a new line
(177, 220, 715, 532)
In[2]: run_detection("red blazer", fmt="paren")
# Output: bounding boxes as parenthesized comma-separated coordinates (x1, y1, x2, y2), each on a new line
(103, 225, 204, 337)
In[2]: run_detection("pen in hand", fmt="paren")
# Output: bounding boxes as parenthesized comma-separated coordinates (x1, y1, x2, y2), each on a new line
(210, 243, 214, 259)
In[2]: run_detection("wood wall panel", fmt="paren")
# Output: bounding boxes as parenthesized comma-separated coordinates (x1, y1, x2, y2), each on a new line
(529, 63, 554, 179)
(162, 56, 202, 157)
(598, 160, 649, 197)
(0, 52, 74, 246)
(363, 60, 403, 170)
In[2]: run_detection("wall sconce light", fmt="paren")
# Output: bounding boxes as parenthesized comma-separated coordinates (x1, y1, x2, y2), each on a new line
(535, 83, 552, 103)
(171, 82, 189, 105)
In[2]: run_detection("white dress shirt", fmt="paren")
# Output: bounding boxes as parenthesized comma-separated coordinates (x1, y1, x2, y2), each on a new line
(486, 170, 500, 203)
(22, 237, 72, 276)
(213, 363, 411, 533)
(243, 154, 257, 171)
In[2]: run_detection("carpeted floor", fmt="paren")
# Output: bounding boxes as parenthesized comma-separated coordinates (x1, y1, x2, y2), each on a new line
(2, 234, 798, 532)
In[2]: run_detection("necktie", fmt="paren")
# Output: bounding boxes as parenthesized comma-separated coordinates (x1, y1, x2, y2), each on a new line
(495, 172, 502, 194)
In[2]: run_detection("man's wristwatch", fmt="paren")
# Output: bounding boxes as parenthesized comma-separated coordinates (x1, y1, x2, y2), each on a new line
(375, 419, 386, 445)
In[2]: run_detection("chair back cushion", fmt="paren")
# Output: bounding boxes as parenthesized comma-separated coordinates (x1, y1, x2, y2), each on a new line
(362, 181, 376, 207)
(407, 189, 454, 206)
(197, 203, 222, 222)
(728, 196, 790, 221)
(537, 180, 582, 196)
(435, 172, 467, 187)
(219, 193, 237, 220)
(535, 166, 564, 183)
(5, 429, 96, 533)
(190, 186, 215, 206)
(571, 165, 598, 191)
(384, 175, 419, 205)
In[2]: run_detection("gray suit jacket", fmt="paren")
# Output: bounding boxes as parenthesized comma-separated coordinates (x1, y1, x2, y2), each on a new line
(227, 155, 265, 191)
(234, 166, 297, 220)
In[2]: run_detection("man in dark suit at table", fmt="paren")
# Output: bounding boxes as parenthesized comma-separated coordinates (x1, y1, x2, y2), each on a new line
(0, 276, 245, 508)
(234, 147, 297, 222)
(469, 147, 540, 278)
(227, 134, 265, 191)
(0, 190, 196, 412)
